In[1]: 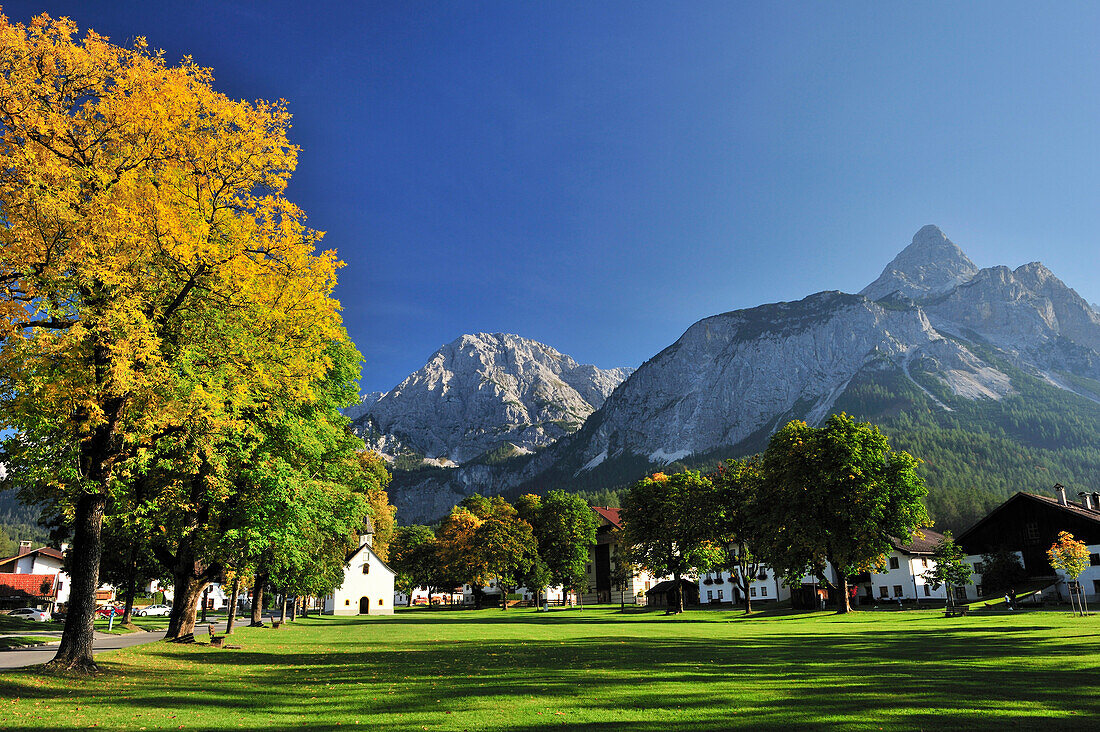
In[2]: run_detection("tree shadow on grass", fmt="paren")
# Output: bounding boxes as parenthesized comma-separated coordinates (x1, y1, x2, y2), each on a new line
(1, 618, 1098, 731)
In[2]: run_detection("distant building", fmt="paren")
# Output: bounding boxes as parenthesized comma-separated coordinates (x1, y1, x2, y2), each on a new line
(0, 541, 72, 610)
(581, 507, 664, 606)
(324, 520, 396, 616)
(859, 529, 949, 604)
(957, 487, 1100, 602)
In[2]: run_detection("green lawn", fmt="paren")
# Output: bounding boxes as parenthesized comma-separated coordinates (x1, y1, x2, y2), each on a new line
(0, 635, 56, 650)
(1, 606, 1098, 730)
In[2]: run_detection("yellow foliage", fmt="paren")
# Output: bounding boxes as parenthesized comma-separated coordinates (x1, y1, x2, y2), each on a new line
(0, 11, 346, 485)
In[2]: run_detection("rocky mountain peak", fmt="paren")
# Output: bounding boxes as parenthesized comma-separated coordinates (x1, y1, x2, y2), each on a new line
(350, 333, 633, 465)
(861, 225, 979, 302)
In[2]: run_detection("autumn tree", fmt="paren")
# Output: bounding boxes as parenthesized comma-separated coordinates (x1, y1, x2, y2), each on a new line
(621, 471, 715, 614)
(436, 506, 485, 607)
(755, 414, 929, 614)
(1048, 531, 1091, 616)
(357, 452, 396, 561)
(0, 13, 346, 669)
(922, 531, 972, 611)
(474, 501, 536, 611)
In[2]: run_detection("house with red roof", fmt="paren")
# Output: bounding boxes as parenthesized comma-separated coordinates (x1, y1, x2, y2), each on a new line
(0, 541, 72, 610)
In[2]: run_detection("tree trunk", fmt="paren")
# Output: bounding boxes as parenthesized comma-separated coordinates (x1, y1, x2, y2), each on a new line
(741, 580, 752, 614)
(280, 594, 288, 623)
(674, 571, 684, 614)
(250, 568, 268, 626)
(120, 543, 139, 626)
(49, 492, 108, 672)
(225, 576, 240, 635)
(165, 573, 206, 639)
(201, 586, 209, 623)
(290, 596, 297, 622)
(836, 573, 851, 614)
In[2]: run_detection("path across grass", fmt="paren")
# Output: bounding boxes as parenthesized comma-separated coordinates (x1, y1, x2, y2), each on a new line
(1, 606, 1097, 730)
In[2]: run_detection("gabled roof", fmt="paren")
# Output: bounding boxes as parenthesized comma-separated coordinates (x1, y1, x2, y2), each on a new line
(347, 542, 397, 577)
(0, 546, 64, 570)
(888, 529, 947, 555)
(957, 491, 1100, 545)
(592, 506, 622, 528)
(0, 572, 55, 598)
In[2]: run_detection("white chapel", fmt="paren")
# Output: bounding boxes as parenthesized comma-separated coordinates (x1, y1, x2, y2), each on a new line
(323, 517, 396, 616)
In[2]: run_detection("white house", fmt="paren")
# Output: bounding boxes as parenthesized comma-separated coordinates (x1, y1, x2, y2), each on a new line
(862, 530, 949, 603)
(698, 566, 790, 606)
(0, 541, 75, 609)
(324, 520, 396, 616)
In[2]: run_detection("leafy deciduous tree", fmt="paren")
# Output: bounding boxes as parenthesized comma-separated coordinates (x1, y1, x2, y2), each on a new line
(755, 414, 929, 614)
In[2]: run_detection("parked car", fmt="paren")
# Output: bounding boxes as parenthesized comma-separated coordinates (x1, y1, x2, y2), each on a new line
(9, 607, 51, 622)
(95, 604, 124, 618)
(136, 603, 172, 617)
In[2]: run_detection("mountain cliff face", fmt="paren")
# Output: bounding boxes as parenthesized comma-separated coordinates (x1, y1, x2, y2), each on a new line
(351, 333, 632, 466)
(390, 226, 1100, 528)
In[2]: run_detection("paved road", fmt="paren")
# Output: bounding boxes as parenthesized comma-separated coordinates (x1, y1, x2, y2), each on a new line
(0, 620, 228, 670)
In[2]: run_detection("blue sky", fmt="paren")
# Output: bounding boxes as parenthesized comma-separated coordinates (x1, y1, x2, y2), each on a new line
(7, 2, 1100, 392)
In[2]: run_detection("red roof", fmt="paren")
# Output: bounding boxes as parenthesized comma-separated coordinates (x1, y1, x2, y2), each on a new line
(0, 573, 56, 598)
(592, 506, 622, 528)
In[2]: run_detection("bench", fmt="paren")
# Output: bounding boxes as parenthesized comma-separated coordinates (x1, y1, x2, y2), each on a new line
(944, 606, 968, 617)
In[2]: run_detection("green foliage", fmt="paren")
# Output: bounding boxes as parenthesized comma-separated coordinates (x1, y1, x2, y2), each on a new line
(389, 525, 440, 597)
(923, 531, 972, 606)
(834, 359, 1100, 532)
(621, 471, 716, 612)
(754, 414, 929, 611)
(531, 490, 598, 593)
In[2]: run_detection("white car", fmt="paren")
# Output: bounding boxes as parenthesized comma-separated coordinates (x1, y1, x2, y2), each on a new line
(9, 607, 50, 622)
(136, 604, 172, 617)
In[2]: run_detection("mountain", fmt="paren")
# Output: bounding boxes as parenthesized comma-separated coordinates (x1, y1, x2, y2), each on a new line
(351, 333, 632, 468)
(388, 226, 1100, 531)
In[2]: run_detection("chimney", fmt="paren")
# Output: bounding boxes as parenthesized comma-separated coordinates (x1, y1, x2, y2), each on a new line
(17, 540, 32, 555)
(1080, 492, 1094, 511)
(1055, 484, 1068, 506)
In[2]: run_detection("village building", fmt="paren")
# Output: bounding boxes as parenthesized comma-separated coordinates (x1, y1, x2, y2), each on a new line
(957, 487, 1100, 602)
(0, 541, 83, 610)
(645, 578, 700, 608)
(859, 529, 949, 604)
(698, 566, 789, 606)
(581, 506, 664, 606)
(323, 519, 396, 616)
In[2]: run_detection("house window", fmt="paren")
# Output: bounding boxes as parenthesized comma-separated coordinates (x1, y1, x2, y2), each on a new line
(750, 587, 757, 597)
(921, 558, 929, 568)
(1090, 553, 1100, 566)
(1025, 522, 1040, 542)
(1093, 580, 1100, 594)
(879, 586, 888, 598)
(893, 585, 903, 597)
(923, 585, 931, 597)
(888, 557, 900, 570)
(717, 589, 723, 600)
(344, 599, 350, 606)
(362, 564, 369, 574)
(707, 590, 713, 601)
(378, 598, 383, 606)
(761, 586, 767, 597)
(975, 584, 983, 596)
(587, 564, 592, 574)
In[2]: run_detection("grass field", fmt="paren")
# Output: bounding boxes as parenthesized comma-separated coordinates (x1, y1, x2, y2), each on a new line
(1, 606, 1098, 730)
